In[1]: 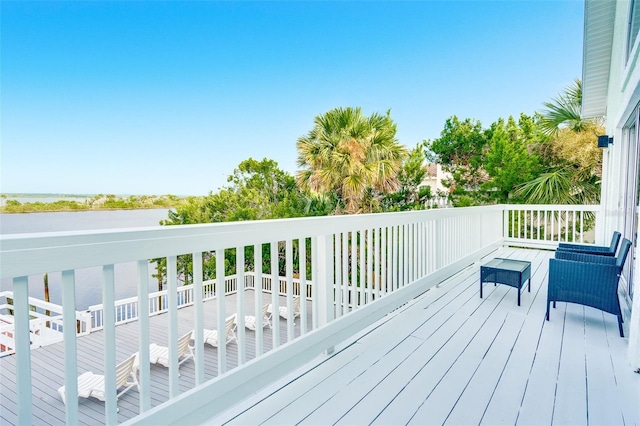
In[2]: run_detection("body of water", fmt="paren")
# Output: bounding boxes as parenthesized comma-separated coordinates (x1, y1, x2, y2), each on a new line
(1, 209, 171, 310)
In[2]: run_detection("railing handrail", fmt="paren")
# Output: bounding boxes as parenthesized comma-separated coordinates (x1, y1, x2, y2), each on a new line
(0, 205, 506, 279)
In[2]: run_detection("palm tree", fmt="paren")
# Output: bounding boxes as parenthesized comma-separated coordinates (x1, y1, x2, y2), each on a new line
(296, 107, 407, 214)
(516, 79, 604, 205)
(539, 79, 603, 134)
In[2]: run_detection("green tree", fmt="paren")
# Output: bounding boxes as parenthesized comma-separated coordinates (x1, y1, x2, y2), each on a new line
(426, 116, 489, 205)
(155, 158, 326, 288)
(296, 107, 407, 214)
(483, 115, 541, 202)
(383, 143, 431, 211)
(515, 80, 603, 204)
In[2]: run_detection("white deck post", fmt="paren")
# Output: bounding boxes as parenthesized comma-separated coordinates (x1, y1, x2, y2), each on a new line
(270, 242, 280, 348)
(315, 234, 335, 353)
(61, 270, 78, 425)
(216, 249, 227, 374)
(103, 265, 117, 424)
(299, 238, 308, 334)
(167, 256, 179, 398)
(13, 276, 32, 425)
(237, 245, 246, 365)
(137, 260, 151, 412)
(286, 239, 294, 341)
(193, 252, 205, 385)
(254, 245, 264, 356)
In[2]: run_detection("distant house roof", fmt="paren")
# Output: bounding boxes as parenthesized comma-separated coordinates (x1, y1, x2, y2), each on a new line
(581, 0, 616, 119)
(425, 163, 438, 177)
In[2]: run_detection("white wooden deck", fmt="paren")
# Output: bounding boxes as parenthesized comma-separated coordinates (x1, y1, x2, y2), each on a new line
(210, 247, 640, 426)
(1, 247, 638, 425)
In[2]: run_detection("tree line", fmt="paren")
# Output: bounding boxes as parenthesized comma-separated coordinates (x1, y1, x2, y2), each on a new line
(0, 194, 188, 213)
(154, 79, 603, 287)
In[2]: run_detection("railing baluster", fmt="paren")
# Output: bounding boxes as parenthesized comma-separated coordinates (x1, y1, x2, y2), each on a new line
(299, 238, 307, 335)
(216, 249, 227, 373)
(286, 239, 294, 341)
(349, 231, 356, 310)
(254, 244, 264, 355)
(14, 276, 32, 425)
(342, 232, 349, 315)
(61, 270, 78, 424)
(359, 230, 365, 307)
(102, 264, 117, 424)
(270, 242, 280, 348)
(365, 229, 380, 304)
(237, 245, 246, 364)
(193, 252, 205, 385)
(167, 255, 179, 397)
(382, 226, 388, 292)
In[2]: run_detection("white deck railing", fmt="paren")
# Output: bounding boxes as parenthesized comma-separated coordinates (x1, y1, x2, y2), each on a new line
(0, 291, 91, 352)
(0, 204, 601, 425)
(88, 273, 313, 331)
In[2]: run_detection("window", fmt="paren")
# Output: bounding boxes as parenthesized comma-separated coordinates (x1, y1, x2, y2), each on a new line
(628, 0, 640, 61)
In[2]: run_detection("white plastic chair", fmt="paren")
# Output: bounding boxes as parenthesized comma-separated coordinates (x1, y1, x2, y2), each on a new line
(243, 304, 272, 331)
(202, 314, 237, 347)
(267, 295, 301, 321)
(58, 352, 139, 405)
(134, 331, 194, 373)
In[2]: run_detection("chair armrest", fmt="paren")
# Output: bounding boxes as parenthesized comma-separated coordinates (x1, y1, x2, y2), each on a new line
(556, 244, 612, 255)
(556, 247, 615, 256)
(554, 250, 617, 265)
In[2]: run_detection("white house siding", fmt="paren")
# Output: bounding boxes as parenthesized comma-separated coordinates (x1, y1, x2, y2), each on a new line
(584, 0, 640, 370)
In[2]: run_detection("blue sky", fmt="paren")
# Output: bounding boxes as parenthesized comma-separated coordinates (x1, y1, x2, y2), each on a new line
(1, 1, 584, 196)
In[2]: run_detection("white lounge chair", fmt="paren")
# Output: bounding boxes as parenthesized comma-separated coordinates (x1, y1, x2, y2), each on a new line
(243, 304, 272, 331)
(267, 295, 301, 321)
(134, 331, 194, 372)
(58, 353, 139, 405)
(202, 314, 237, 347)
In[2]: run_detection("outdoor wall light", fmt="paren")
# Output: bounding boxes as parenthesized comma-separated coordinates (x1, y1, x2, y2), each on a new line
(598, 135, 613, 148)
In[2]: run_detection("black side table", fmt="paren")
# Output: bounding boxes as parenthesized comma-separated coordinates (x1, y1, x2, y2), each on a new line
(480, 258, 532, 306)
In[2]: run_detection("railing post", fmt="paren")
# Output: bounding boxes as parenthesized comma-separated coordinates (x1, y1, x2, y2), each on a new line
(270, 242, 280, 348)
(103, 264, 117, 425)
(502, 205, 509, 242)
(167, 256, 179, 398)
(61, 270, 78, 425)
(137, 260, 151, 413)
(13, 276, 32, 425)
(193, 252, 205, 385)
(315, 234, 335, 353)
(237, 245, 246, 364)
(216, 249, 227, 374)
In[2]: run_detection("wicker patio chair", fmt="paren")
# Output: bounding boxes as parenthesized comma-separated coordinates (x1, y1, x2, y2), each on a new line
(547, 238, 631, 337)
(556, 231, 621, 256)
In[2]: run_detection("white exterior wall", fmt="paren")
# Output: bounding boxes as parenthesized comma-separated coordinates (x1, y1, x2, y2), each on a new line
(595, 0, 640, 370)
(600, 1, 628, 243)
